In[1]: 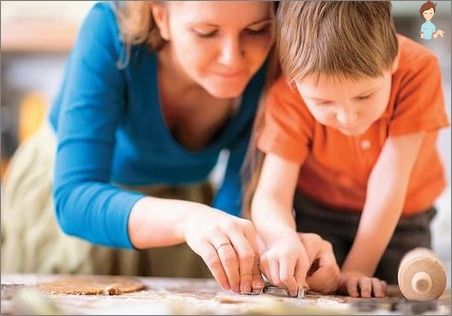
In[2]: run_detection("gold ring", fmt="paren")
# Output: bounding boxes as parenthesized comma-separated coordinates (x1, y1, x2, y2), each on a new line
(215, 242, 230, 250)
(253, 256, 260, 265)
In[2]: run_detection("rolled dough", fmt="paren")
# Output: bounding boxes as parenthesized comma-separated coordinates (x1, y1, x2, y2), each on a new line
(38, 275, 145, 295)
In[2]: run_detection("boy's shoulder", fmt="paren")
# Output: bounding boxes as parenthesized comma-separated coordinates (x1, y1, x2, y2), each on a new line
(397, 34, 439, 66)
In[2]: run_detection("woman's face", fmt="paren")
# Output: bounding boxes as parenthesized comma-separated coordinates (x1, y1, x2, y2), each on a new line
(153, 1, 275, 99)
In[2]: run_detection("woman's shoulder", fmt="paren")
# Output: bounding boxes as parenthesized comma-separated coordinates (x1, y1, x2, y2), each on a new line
(76, 1, 120, 41)
(69, 1, 128, 61)
(82, 1, 118, 23)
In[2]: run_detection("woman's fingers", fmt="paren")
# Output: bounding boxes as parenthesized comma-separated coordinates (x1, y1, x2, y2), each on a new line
(251, 255, 264, 293)
(198, 220, 262, 294)
(208, 236, 239, 292)
(201, 241, 231, 291)
(185, 212, 262, 295)
(228, 222, 263, 294)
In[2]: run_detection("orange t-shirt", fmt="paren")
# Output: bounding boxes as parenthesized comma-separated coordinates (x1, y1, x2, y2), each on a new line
(257, 35, 450, 216)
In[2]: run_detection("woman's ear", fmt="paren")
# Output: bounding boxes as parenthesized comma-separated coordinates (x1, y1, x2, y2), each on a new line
(151, 3, 170, 41)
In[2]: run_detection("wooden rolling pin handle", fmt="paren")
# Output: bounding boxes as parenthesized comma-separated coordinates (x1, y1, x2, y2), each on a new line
(398, 247, 447, 301)
(411, 271, 432, 294)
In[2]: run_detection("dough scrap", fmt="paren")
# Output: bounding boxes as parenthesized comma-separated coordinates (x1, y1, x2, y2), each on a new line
(38, 275, 145, 295)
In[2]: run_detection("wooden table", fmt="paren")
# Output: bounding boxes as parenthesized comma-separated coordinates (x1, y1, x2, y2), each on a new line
(1, 274, 450, 315)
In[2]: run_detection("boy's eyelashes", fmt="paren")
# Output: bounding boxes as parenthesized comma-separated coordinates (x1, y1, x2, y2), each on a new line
(316, 101, 332, 107)
(314, 94, 373, 107)
(356, 94, 372, 101)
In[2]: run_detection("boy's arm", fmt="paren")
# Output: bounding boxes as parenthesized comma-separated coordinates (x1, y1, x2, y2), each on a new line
(252, 153, 299, 241)
(252, 153, 308, 295)
(253, 153, 339, 295)
(340, 131, 426, 297)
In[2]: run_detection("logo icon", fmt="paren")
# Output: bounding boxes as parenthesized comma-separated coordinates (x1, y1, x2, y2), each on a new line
(419, 0, 445, 40)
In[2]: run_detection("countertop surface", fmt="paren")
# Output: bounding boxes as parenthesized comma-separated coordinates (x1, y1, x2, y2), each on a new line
(1, 274, 450, 315)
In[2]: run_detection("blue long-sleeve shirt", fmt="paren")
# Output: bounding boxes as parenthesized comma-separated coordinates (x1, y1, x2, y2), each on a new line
(50, 2, 266, 249)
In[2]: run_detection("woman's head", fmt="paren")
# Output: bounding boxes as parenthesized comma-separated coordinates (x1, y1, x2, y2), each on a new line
(277, 1, 398, 84)
(118, 1, 276, 99)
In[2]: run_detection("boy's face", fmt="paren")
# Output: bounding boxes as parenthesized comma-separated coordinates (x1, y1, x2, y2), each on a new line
(295, 71, 392, 137)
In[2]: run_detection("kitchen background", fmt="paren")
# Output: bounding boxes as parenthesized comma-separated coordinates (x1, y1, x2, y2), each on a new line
(1, 1, 451, 283)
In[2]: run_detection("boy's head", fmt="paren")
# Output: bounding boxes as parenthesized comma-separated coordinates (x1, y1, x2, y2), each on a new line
(276, 1, 398, 83)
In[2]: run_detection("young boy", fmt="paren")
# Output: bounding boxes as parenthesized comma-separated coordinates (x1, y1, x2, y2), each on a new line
(245, 1, 450, 298)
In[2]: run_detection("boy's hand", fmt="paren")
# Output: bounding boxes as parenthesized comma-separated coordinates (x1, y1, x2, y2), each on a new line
(258, 232, 340, 296)
(259, 230, 310, 297)
(337, 271, 387, 298)
(299, 233, 339, 294)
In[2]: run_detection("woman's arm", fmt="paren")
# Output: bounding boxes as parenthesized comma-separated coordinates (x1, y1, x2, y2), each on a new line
(129, 195, 263, 294)
(53, 3, 140, 249)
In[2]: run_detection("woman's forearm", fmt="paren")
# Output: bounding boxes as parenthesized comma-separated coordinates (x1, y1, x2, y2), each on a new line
(128, 196, 208, 249)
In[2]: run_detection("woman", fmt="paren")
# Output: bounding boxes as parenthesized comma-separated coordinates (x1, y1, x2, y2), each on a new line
(2, 1, 338, 295)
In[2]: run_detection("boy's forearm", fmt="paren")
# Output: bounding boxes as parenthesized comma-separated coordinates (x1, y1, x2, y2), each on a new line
(341, 174, 407, 277)
(251, 196, 296, 244)
(343, 132, 426, 276)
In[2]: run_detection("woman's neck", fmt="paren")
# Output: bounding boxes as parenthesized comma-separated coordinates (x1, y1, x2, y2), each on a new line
(157, 46, 208, 102)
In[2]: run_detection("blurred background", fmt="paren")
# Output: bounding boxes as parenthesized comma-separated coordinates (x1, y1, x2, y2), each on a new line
(1, 1, 450, 283)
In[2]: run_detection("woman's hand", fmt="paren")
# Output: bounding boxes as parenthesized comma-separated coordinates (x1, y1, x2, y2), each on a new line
(182, 206, 264, 295)
(129, 197, 263, 294)
(337, 271, 387, 298)
(299, 233, 339, 294)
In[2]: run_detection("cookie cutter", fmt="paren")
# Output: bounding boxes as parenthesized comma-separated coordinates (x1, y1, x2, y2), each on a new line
(262, 283, 306, 299)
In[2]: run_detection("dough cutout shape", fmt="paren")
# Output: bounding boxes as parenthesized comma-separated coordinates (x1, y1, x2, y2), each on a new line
(38, 275, 145, 295)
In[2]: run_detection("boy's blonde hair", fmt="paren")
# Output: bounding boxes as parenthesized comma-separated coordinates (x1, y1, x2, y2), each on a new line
(277, 1, 398, 83)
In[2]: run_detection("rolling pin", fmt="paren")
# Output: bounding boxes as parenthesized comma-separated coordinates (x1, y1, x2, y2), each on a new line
(398, 247, 447, 301)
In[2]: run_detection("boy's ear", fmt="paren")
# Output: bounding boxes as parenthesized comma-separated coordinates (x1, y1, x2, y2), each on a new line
(391, 50, 401, 74)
